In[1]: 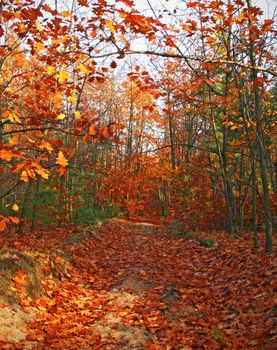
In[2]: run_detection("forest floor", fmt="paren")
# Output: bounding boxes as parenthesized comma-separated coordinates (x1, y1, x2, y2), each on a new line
(0, 219, 276, 350)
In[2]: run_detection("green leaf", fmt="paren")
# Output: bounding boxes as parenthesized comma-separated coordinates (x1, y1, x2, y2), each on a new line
(213, 329, 222, 342)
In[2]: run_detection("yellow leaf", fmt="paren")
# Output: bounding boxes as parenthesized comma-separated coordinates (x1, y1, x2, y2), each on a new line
(36, 42, 45, 51)
(74, 111, 81, 119)
(27, 137, 35, 144)
(78, 62, 89, 74)
(68, 95, 77, 104)
(71, 88, 79, 95)
(56, 113, 66, 120)
(34, 168, 49, 180)
(36, 21, 43, 31)
(56, 151, 68, 167)
(47, 65, 55, 75)
(57, 70, 69, 84)
(12, 204, 19, 212)
(106, 21, 116, 34)
(21, 170, 29, 182)
(8, 112, 20, 123)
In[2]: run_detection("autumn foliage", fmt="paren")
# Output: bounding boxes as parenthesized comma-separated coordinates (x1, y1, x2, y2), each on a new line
(0, 0, 276, 347)
(1, 0, 276, 246)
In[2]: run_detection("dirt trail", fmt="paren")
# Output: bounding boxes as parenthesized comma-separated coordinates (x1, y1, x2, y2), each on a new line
(0, 219, 275, 349)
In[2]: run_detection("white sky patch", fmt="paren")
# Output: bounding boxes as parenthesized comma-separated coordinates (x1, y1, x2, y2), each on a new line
(134, 0, 276, 19)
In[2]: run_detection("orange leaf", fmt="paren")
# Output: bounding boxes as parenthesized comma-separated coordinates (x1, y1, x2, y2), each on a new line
(0, 149, 17, 161)
(102, 126, 109, 138)
(9, 216, 20, 224)
(78, 0, 89, 6)
(39, 141, 54, 152)
(15, 269, 26, 277)
(114, 123, 125, 131)
(89, 124, 97, 136)
(57, 166, 67, 175)
(196, 279, 210, 288)
(56, 151, 68, 167)
(253, 77, 266, 87)
(0, 218, 9, 231)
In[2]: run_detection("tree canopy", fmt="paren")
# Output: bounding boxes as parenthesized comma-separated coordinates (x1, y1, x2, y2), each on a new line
(0, 0, 276, 252)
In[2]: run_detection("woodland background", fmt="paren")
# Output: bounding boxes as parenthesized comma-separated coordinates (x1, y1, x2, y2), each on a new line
(0, 0, 276, 249)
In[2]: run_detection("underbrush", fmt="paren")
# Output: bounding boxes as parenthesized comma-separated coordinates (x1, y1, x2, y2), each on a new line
(164, 220, 216, 247)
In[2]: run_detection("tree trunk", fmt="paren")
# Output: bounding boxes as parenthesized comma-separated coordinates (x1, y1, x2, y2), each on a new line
(18, 182, 32, 234)
(31, 179, 40, 231)
(247, 0, 272, 252)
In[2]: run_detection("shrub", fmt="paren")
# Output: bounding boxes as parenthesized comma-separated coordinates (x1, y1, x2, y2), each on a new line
(198, 237, 215, 248)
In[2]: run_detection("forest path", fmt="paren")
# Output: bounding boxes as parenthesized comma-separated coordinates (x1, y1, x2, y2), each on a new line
(6, 219, 275, 349)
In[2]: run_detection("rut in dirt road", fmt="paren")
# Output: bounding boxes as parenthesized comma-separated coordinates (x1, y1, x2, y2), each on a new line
(6, 219, 275, 350)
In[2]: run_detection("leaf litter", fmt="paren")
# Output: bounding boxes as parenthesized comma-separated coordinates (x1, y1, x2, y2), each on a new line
(0, 219, 275, 349)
